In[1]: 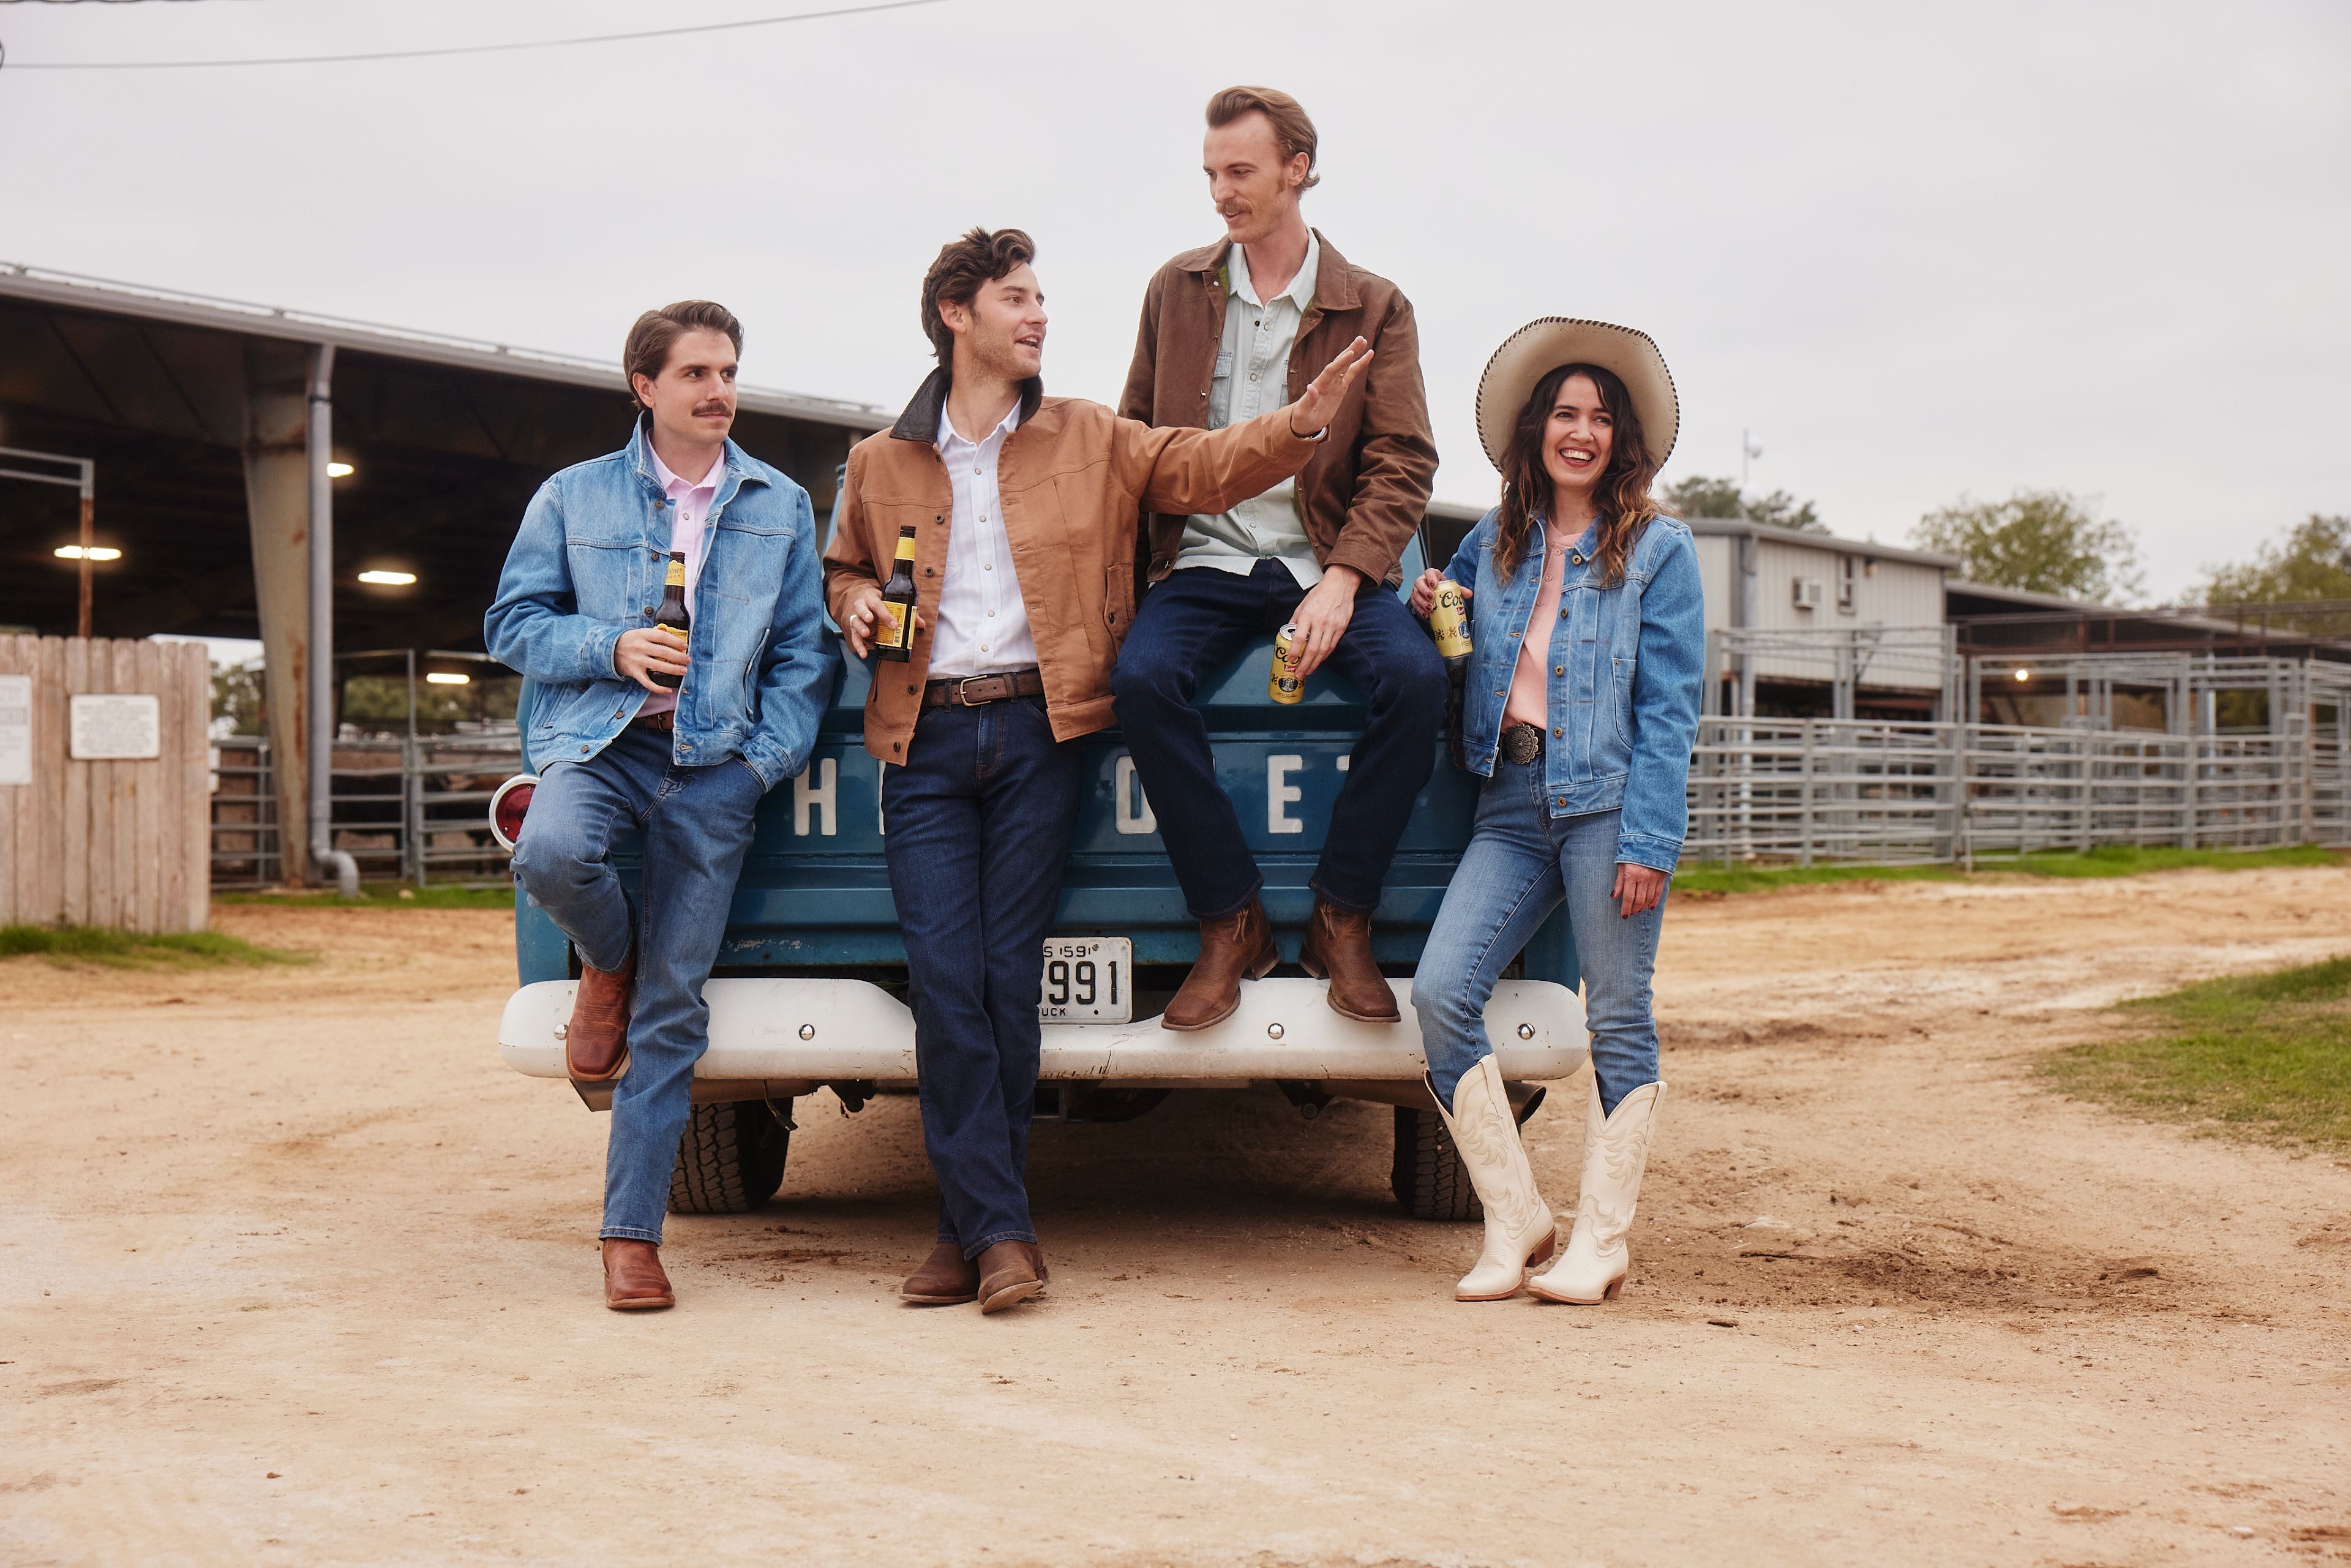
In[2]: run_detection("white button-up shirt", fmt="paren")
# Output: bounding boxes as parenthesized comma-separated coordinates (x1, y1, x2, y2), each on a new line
(1176, 229, 1322, 587)
(637, 442, 723, 718)
(927, 396, 1038, 679)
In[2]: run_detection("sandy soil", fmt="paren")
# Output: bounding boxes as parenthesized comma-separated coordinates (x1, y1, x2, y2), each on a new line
(4, 869, 2350, 1567)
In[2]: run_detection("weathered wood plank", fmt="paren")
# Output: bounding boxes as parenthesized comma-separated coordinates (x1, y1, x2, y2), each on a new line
(61, 637, 90, 926)
(130, 640, 162, 932)
(32, 636, 68, 925)
(0, 636, 21, 926)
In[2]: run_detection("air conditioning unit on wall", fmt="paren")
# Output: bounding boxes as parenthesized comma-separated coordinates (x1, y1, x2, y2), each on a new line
(1792, 577, 1826, 610)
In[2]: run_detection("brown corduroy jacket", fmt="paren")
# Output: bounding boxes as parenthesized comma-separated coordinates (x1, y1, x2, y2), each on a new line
(822, 369, 1320, 764)
(1120, 230, 1437, 589)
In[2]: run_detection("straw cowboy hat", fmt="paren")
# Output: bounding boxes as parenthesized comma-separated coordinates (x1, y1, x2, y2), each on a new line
(1474, 317, 1679, 473)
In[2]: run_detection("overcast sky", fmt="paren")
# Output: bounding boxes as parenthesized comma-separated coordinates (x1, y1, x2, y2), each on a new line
(2, 0, 2345, 605)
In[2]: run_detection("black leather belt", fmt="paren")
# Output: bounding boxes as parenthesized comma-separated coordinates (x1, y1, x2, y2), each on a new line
(922, 667, 1045, 710)
(1499, 722, 1545, 765)
(631, 708, 677, 733)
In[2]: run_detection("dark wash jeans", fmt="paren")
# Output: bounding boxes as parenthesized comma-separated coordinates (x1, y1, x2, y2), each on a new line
(509, 721, 769, 1244)
(883, 696, 1083, 1259)
(1111, 558, 1447, 919)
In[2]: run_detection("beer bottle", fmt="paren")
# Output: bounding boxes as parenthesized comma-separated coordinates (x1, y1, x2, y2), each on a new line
(650, 550, 689, 690)
(873, 525, 919, 662)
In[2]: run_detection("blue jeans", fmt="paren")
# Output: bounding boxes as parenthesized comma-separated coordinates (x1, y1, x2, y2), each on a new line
(1412, 764, 1664, 1116)
(883, 696, 1083, 1259)
(510, 721, 768, 1244)
(1111, 559, 1447, 918)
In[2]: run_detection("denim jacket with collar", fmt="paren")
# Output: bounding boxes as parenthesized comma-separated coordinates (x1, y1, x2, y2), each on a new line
(1439, 507, 1705, 872)
(485, 419, 841, 787)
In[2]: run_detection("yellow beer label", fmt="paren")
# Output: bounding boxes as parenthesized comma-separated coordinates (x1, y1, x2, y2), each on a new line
(894, 533, 918, 562)
(654, 621, 688, 643)
(664, 558, 686, 588)
(876, 601, 913, 648)
(1268, 626, 1305, 705)
(1430, 583, 1472, 659)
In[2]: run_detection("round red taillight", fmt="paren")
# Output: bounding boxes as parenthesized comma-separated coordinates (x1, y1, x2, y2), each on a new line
(489, 774, 538, 852)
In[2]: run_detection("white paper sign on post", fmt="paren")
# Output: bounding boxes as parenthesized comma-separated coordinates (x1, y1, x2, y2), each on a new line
(0, 674, 29, 785)
(70, 693, 160, 760)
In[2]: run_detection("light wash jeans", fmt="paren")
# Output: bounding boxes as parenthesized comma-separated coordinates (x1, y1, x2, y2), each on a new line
(1412, 760, 1665, 1116)
(509, 721, 770, 1243)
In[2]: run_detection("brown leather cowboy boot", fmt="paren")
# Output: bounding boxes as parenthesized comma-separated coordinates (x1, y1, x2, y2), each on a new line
(601, 1239, 673, 1310)
(975, 1240, 1049, 1315)
(565, 945, 635, 1082)
(1298, 899, 1400, 1022)
(900, 1241, 981, 1306)
(1160, 897, 1278, 1031)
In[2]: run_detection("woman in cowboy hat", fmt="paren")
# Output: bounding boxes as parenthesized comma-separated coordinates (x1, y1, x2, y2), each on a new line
(1405, 318, 1704, 1304)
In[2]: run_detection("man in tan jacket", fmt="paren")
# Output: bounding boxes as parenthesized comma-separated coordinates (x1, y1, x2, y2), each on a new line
(823, 227, 1369, 1315)
(1113, 86, 1443, 1033)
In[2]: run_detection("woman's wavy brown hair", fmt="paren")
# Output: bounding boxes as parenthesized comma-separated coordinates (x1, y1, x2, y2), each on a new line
(1496, 362, 1665, 587)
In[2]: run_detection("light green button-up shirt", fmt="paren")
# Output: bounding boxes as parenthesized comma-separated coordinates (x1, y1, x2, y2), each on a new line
(1174, 231, 1322, 587)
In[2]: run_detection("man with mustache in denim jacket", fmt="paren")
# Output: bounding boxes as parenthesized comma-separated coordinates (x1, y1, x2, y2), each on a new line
(487, 301, 839, 1312)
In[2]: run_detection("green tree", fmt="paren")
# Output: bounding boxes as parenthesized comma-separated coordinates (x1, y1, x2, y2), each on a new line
(211, 661, 266, 735)
(2197, 514, 2351, 606)
(1912, 489, 2144, 603)
(1662, 475, 1826, 533)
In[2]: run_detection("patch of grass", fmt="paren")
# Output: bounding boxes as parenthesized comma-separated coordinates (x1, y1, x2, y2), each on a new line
(2039, 957, 2351, 1152)
(213, 883, 516, 910)
(0, 925, 308, 968)
(1671, 862, 1961, 896)
(1976, 842, 2344, 878)
(1673, 842, 2341, 896)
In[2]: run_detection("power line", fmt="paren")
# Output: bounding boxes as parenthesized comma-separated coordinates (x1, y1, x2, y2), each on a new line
(1, 0, 950, 68)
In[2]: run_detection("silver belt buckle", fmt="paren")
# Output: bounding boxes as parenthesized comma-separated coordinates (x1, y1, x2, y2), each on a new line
(1501, 724, 1543, 765)
(956, 675, 993, 707)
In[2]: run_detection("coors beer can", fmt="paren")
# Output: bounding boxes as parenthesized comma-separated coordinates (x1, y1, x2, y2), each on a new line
(1429, 582, 1472, 667)
(1269, 625, 1305, 705)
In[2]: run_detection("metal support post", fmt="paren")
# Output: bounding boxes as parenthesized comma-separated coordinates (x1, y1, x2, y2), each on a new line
(307, 345, 360, 897)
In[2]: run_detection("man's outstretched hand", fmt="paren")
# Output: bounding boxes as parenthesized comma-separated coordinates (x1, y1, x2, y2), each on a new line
(1287, 337, 1373, 438)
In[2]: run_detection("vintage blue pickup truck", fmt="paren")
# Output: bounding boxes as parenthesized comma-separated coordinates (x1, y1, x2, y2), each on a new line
(490, 504, 1587, 1223)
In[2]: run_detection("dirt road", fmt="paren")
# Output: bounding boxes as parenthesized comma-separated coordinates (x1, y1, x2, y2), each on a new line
(6, 868, 2350, 1567)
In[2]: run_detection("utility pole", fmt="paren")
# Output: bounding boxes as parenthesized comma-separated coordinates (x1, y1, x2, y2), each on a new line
(0, 446, 98, 635)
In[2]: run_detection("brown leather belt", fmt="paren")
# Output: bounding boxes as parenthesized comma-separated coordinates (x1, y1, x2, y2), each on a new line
(631, 707, 677, 732)
(922, 668, 1045, 710)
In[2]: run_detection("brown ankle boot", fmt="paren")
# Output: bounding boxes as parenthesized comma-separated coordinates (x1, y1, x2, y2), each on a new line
(900, 1241, 980, 1306)
(601, 1239, 673, 1310)
(1298, 899, 1400, 1022)
(1161, 897, 1278, 1031)
(566, 947, 635, 1082)
(975, 1240, 1048, 1315)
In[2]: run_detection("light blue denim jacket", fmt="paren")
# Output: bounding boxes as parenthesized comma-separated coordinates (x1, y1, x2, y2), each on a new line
(484, 419, 840, 787)
(1440, 508, 1705, 872)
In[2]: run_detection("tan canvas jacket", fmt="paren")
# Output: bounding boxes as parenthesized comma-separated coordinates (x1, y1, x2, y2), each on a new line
(1120, 230, 1437, 588)
(823, 369, 1319, 764)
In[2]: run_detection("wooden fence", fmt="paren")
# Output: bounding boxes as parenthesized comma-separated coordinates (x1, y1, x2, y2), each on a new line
(0, 635, 211, 932)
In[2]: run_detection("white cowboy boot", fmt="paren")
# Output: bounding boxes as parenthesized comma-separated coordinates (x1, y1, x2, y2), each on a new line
(1428, 1055, 1555, 1301)
(1529, 1079, 1665, 1305)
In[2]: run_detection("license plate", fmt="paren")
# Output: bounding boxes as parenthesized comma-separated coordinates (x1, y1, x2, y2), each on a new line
(1039, 937, 1132, 1024)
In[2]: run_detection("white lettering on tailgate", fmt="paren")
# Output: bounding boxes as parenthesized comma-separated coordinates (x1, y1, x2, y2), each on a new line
(1114, 755, 1157, 836)
(1267, 754, 1303, 835)
(792, 757, 837, 837)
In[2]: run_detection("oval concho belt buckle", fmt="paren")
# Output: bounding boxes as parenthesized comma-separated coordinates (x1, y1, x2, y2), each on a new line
(1500, 724, 1544, 765)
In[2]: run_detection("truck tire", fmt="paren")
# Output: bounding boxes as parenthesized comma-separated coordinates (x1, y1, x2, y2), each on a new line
(1392, 1104, 1480, 1221)
(669, 1101, 789, 1215)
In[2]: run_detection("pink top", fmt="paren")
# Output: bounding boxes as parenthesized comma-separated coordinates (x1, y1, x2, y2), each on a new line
(1502, 525, 1575, 729)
